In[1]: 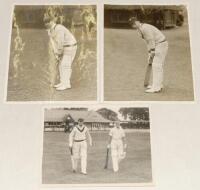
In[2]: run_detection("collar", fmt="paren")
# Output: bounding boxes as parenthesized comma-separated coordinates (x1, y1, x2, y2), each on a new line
(76, 125, 85, 132)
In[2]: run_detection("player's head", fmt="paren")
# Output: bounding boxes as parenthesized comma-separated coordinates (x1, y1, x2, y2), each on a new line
(115, 120, 121, 128)
(43, 14, 55, 29)
(129, 16, 142, 28)
(78, 118, 84, 126)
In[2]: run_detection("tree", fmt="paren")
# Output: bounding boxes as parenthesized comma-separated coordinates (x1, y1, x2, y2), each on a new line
(97, 108, 118, 121)
(63, 108, 88, 111)
(119, 108, 149, 120)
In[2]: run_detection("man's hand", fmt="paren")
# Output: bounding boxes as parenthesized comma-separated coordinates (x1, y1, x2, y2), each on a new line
(69, 145, 73, 155)
(107, 144, 111, 149)
(55, 54, 62, 62)
(89, 141, 93, 146)
(150, 52, 155, 59)
(148, 52, 155, 65)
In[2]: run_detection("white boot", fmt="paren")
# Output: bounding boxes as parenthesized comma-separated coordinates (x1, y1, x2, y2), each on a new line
(112, 156, 119, 172)
(145, 64, 163, 93)
(54, 83, 62, 88)
(56, 68, 72, 91)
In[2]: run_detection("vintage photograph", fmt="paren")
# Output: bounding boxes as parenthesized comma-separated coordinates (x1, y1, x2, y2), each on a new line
(6, 5, 97, 101)
(104, 5, 194, 101)
(42, 107, 152, 185)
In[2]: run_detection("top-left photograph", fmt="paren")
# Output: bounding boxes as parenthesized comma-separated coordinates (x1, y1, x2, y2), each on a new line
(6, 5, 97, 102)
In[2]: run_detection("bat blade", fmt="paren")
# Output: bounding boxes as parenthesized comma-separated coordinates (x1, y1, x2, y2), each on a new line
(144, 64, 152, 87)
(144, 57, 153, 87)
(104, 148, 109, 169)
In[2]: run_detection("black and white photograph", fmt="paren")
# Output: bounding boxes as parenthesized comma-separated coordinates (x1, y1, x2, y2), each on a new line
(104, 5, 194, 101)
(42, 107, 152, 185)
(6, 5, 97, 101)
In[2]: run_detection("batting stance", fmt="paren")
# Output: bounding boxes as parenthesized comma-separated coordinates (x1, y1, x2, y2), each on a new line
(129, 17, 168, 93)
(107, 121, 127, 172)
(69, 118, 92, 175)
(44, 16, 77, 91)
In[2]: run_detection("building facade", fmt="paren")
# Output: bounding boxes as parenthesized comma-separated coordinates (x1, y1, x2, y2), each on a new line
(44, 109, 112, 132)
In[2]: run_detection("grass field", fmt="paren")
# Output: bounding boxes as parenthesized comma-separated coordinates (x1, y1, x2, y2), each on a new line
(7, 28, 97, 101)
(104, 24, 194, 101)
(42, 130, 152, 184)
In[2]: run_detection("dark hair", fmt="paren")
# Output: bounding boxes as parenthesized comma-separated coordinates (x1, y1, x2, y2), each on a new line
(78, 118, 84, 122)
(43, 14, 53, 24)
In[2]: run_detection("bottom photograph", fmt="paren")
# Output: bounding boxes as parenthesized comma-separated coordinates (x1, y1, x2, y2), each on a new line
(42, 107, 152, 185)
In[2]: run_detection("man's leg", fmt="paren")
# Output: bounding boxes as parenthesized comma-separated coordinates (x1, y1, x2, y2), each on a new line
(54, 59, 63, 88)
(72, 142, 80, 172)
(146, 43, 168, 93)
(118, 140, 125, 164)
(159, 42, 168, 87)
(56, 46, 77, 91)
(80, 141, 87, 174)
(111, 142, 119, 172)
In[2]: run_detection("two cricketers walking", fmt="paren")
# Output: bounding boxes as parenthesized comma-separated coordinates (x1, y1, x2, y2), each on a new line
(129, 17, 168, 93)
(68, 119, 127, 174)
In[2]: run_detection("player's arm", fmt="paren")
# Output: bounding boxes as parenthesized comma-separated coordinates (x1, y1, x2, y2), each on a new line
(69, 128, 75, 148)
(55, 27, 65, 56)
(86, 129, 92, 146)
(122, 130, 127, 148)
(107, 129, 112, 148)
(143, 27, 156, 60)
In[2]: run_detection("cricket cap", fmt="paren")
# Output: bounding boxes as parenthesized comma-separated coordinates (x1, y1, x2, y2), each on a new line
(129, 16, 137, 24)
(43, 14, 54, 24)
(78, 118, 84, 122)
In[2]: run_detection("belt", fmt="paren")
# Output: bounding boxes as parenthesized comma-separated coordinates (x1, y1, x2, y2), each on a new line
(74, 139, 86, 142)
(158, 39, 167, 44)
(64, 43, 77, 47)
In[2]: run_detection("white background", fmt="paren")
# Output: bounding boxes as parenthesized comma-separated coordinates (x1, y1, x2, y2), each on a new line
(0, 0, 200, 190)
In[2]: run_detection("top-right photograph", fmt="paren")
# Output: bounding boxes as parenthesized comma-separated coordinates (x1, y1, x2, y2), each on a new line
(104, 5, 194, 101)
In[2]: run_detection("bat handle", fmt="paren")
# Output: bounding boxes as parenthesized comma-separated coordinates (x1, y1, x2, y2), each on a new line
(69, 147, 73, 155)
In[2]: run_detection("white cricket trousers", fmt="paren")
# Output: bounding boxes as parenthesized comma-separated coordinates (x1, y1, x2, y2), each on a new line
(152, 41, 168, 90)
(59, 45, 77, 87)
(111, 139, 124, 172)
(72, 141, 87, 173)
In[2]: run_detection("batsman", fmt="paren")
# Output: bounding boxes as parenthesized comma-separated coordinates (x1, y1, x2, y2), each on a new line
(44, 15, 77, 91)
(68, 118, 92, 175)
(129, 16, 168, 93)
(107, 121, 127, 172)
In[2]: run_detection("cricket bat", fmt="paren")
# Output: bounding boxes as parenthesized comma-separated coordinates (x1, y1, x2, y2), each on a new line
(144, 56, 153, 87)
(69, 147, 75, 170)
(104, 147, 109, 169)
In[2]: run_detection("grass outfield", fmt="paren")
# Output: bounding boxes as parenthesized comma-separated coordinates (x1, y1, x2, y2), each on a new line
(104, 24, 194, 101)
(42, 130, 152, 184)
(7, 28, 97, 101)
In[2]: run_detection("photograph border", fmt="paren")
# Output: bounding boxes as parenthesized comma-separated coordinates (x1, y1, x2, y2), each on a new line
(40, 104, 154, 187)
(4, 2, 100, 104)
(102, 1, 196, 103)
